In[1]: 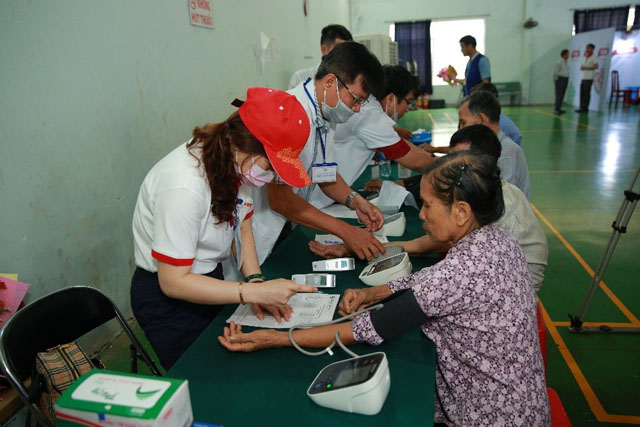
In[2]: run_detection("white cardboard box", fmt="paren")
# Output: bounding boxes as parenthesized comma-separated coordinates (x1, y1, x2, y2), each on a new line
(55, 370, 193, 427)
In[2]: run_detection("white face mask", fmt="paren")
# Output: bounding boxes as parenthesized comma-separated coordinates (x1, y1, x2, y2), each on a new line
(235, 154, 275, 187)
(386, 95, 398, 122)
(321, 81, 356, 124)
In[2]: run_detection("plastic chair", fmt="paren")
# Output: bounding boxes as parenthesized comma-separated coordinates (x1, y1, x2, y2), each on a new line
(0, 286, 162, 426)
(609, 70, 628, 108)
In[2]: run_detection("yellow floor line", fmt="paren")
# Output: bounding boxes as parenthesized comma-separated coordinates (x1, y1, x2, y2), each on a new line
(552, 321, 638, 327)
(531, 203, 640, 325)
(539, 301, 640, 424)
(533, 109, 597, 130)
(443, 112, 456, 124)
(530, 169, 635, 174)
(428, 113, 439, 129)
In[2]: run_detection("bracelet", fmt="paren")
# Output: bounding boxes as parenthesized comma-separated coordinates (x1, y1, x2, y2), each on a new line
(244, 273, 266, 283)
(238, 282, 246, 305)
(345, 191, 358, 209)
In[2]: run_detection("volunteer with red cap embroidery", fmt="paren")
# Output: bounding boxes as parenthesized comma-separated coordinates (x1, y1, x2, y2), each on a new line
(131, 88, 316, 369)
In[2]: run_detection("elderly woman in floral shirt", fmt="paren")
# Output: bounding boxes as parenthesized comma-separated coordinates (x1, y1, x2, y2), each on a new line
(219, 151, 550, 426)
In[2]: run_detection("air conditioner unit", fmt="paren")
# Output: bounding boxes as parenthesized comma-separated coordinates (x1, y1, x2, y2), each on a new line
(354, 34, 398, 65)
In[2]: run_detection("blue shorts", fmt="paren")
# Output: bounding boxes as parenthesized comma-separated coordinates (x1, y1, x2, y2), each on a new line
(130, 264, 224, 369)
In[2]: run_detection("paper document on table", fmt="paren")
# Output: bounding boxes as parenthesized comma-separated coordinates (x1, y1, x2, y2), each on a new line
(226, 293, 339, 329)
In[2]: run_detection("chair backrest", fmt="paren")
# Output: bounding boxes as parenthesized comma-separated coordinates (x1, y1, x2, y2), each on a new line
(611, 70, 620, 91)
(0, 285, 161, 426)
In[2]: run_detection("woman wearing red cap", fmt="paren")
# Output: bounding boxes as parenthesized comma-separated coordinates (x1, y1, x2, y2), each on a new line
(130, 88, 316, 369)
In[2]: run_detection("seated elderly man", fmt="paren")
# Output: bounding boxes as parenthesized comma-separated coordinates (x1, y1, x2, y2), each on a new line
(471, 82, 523, 147)
(458, 90, 531, 200)
(316, 125, 549, 291)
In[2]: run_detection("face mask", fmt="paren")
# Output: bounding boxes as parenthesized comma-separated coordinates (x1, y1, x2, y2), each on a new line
(386, 95, 398, 122)
(321, 81, 356, 124)
(235, 154, 275, 187)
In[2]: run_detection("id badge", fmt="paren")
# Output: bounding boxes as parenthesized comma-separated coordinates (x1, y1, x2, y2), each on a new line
(312, 162, 338, 183)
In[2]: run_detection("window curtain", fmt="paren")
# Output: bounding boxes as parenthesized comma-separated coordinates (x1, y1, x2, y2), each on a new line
(395, 21, 432, 95)
(634, 5, 640, 29)
(574, 6, 630, 33)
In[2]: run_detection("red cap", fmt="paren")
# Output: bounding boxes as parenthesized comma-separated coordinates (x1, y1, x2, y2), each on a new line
(237, 87, 311, 187)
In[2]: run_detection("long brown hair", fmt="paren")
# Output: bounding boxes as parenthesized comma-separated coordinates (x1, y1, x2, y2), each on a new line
(187, 111, 266, 223)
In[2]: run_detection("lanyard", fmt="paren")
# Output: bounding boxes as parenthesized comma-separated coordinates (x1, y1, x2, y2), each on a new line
(303, 78, 328, 162)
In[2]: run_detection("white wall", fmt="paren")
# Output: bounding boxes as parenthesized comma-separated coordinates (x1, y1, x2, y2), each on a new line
(0, 0, 348, 321)
(349, 0, 624, 105)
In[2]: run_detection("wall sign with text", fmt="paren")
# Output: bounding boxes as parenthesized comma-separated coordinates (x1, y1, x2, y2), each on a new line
(188, 0, 214, 29)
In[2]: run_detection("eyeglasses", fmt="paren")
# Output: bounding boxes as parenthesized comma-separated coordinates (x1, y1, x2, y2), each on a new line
(334, 75, 369, 106)
(403, 97, 417, 109)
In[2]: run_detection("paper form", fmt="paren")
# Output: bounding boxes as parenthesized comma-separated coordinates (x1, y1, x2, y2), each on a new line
(226, 293, 339, 329)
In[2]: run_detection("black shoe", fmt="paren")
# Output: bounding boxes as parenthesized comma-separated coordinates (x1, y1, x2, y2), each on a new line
(575, 109, 586, 113)
(554, 110, 562, 115)
(559, 109, 566, 114)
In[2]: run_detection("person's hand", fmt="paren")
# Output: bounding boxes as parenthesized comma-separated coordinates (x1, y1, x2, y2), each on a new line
(352, 195, 384, 232)
(394, 127, 414, 141)
(338, 288, 373, 316)
(364, 179, 383, 192)
(218, 321, 282, 352)
(308, 241, 351, 259)
(340, 226, 385, 261)
(248, 279, 316, 306)
(251, 303, 293, 323)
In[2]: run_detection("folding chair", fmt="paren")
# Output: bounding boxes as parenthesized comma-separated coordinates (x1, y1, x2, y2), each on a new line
(0, 286, 161, 426)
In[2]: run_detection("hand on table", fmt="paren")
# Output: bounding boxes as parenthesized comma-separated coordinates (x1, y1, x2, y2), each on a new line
(251, 303, 293, 323)
(308, 241, 351, 259)
(338, 288, 374, 316)
(218, 321, 280, 352)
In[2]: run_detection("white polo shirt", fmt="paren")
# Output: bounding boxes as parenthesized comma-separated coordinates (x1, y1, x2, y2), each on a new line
(251, 79, 335, 264)
(308, 95, 401, 210)
(133, 142, 253, 274)
(581, 55, 598, 80)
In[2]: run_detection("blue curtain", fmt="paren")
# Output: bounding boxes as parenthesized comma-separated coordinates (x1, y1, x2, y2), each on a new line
(635, 5, 640, 29)
(574, 6, 630, 33)
(395, 21, 432, 95)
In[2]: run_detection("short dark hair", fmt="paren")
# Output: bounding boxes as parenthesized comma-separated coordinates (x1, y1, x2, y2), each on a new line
(422, 151, 504, 226)
(459, 35, 477, 47)
(587, 43, 595, 50)
(378, 65, 420, 101)
(462, 90, 501, 123)
(450, 125, 502, 161)
(320, 25, 353, 46)
(561, 49, 569, 56)
(472, 82, 499, 97)
(315, 41, 384, 97)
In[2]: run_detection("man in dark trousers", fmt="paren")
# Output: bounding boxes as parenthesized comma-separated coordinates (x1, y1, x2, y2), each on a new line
(553, 49, 570, 114)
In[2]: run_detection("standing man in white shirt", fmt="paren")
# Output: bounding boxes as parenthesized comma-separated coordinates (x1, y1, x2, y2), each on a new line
(288, 24, 352, 90)
(253, 42, 387, 265)
(576, 43, 598, 113)
(553, 49, 570, 115)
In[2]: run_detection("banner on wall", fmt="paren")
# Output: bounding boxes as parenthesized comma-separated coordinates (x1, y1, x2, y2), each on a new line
(569, 27, 615, 111)
(607, 30, 640, 101)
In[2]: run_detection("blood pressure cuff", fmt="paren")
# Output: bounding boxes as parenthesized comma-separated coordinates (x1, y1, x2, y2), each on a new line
(369, 289, 429, 341)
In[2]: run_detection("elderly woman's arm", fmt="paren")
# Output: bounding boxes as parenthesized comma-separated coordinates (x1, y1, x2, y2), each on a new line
(218, 321, 356, 352)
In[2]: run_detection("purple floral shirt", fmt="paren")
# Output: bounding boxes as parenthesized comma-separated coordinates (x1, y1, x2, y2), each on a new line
(352, 225, 550, 426)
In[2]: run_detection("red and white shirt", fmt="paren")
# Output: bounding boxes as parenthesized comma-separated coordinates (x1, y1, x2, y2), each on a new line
(132, 142, 253, 274)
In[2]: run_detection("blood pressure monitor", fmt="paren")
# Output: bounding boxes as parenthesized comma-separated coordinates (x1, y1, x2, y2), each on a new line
(312, 258, 355, 272)
(307, 352, 390, 415)
(359, 252, 412, 286)
(374, 212, 406, 237)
